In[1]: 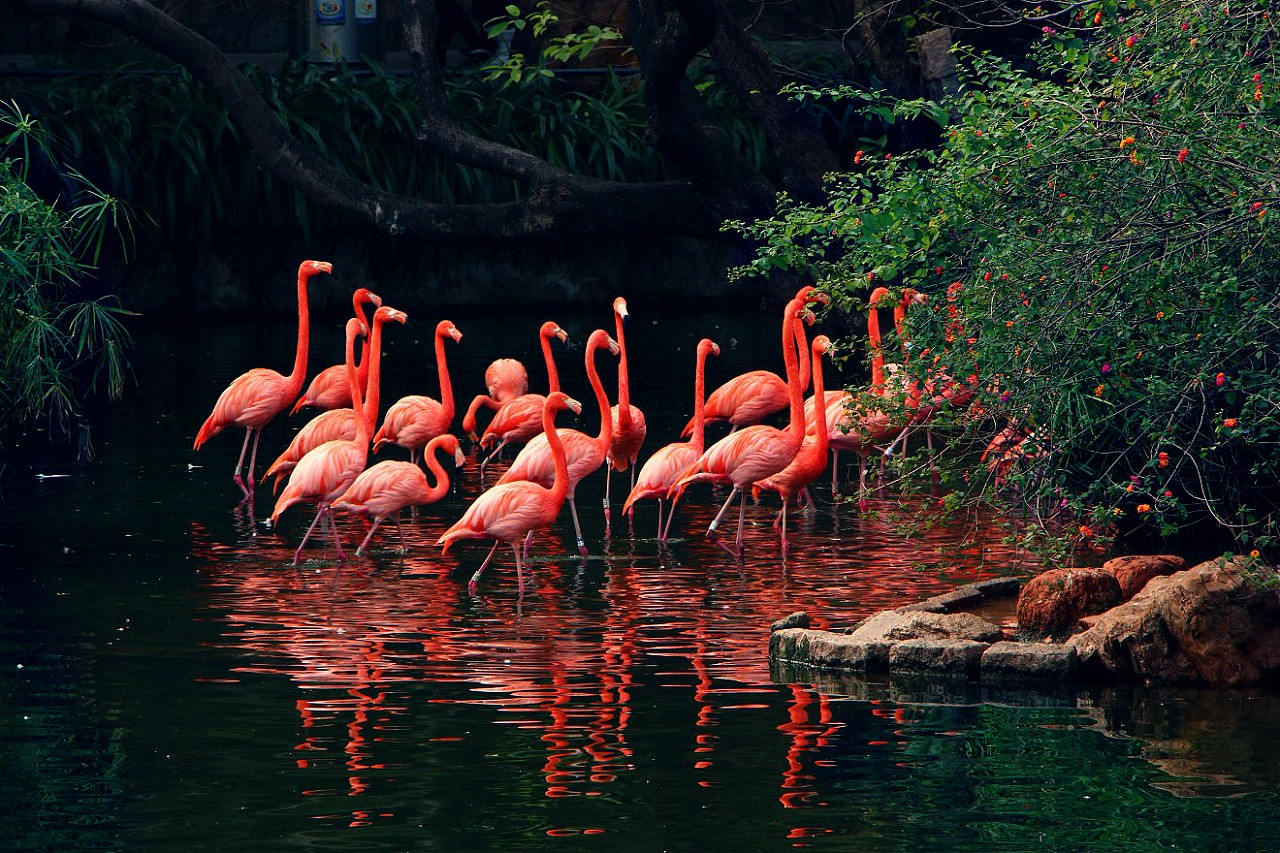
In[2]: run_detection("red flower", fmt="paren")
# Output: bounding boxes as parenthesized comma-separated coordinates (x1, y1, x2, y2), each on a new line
(855, 150, 864, 164)
(1177, 148, 1189, 162)
(1224, 417, 1238, 428)
(1215, 372, 1226, 386)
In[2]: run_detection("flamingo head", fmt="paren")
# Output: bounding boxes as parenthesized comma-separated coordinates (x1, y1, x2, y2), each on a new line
(697, 338, 720, 359)
(438, 320, 463, 343)
(868, 286, 893, 308)
(541, 321, 569, 344)
(613, 296, 629, 321)
(300, 259, 333, 277)
(547, 391, 584, 417)
(353, 287, 382, 309)
(813, 335, 833, 357)
(795, 285, 830, 308)
(374, 306, 408, 327)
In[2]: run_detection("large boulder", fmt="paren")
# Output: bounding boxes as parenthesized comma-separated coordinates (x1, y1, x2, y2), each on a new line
(1068, 557, 1280, 686)
(1104, 554, 1185, 599)
(1017, 567, 1124, 640)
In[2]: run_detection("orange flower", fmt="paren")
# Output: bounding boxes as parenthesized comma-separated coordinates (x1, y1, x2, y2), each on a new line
(1095, 384, 1105, 396)
(1158, 452, 1169, 467)
(1136, 503, 1152, 513)
(1251, 549, 1262, 559)
(1177, 148, 1189, 162)
(1224, 417, 1238, 428)
(1156, 310, 1165, 319)
(1119, 136, 1136, 148)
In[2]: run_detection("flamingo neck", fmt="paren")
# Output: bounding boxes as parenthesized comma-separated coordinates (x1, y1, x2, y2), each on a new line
(782, 299, 803, 434)
(868, 307, 886, 391)
(345, 328, 369, 449)
(542, 330, 561, 394)
(543, 404, 570, 502)
(356, 301, 373, 393)
(362, 317, 390, 436)
(793, 312, 811, 392)
(811, 345, 828, 445)
(692, 348, 710, 452)
(422, 440, 453, 501)
(894, 302, 910, 365)
(286, 269, 313, 394)
(461, 394, 499, 436)
(435, 329, 455, 426)
(614, 310, 632, 420)
(586, 339, 614, 449)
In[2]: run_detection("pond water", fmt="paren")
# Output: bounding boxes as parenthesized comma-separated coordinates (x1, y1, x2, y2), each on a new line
(3, 294, 1279, 852)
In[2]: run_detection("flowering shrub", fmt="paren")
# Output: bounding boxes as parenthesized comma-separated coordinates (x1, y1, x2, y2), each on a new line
(729, 0, 1280, 559)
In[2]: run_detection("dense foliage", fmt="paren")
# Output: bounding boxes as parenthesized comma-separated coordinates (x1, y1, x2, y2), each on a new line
(732, 0, 1280, 560)
(4, 58, 763, 251)
(0, 100, 135, 459)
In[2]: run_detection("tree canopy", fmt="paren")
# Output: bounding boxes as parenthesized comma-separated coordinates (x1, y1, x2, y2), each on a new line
(732, 0, 1280, 558)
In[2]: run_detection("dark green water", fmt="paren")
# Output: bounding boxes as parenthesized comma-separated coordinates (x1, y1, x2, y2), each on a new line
(2, 298, 1278, 852)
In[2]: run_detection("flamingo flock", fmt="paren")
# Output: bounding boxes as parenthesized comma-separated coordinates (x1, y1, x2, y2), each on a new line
(193, 260, 985, 592)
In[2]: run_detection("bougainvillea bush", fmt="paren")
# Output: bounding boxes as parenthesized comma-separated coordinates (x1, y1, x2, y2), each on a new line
(731, 0, 1279, 561)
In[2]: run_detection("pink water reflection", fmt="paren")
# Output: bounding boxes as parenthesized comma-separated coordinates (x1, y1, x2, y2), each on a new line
(191, 460, 1038, 810)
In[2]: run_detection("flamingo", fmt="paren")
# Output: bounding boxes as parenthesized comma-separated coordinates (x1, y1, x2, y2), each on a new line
(460, 357, 530, 439)
(754, 335, 833, 550)
(438, 392, 584, 594)
(622, 337, 719, 542)
(193, 259, 333, 498)
(263, 292, 398, 490)
(331, 433, 465, 555)
(821, 288, 921, 509)
(669, 296, 808, 557)
(496, 329, 619, 556)
(271, 306, 408, 563)
(683, 285, 823, 436)
(605, 297, 647, 530)
(477, 321, 569, 471)
(289, 286, 381, 415)
(373, 319, 463, 465)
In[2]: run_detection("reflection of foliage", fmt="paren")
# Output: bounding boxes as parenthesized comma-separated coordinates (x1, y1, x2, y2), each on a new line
(0, 100, 135, 458)
(480, 1, 625, 86)
(731, 1, 1280, 559)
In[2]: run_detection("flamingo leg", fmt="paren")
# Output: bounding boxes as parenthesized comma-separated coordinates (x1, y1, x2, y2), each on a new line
(830, 449, 840, 496)
(394, 514, 408, 553)
(326, 506, 348, 563)
(706, 487, 739, 538)
(512, 542, 526, 598)
(779, 497, 790, 553)
(664, 489, 686, 542)
(479, 440, 509, 476)
(232, 428, 255, 496)
(468, 541, 501, 594)
(655, 498, 665, 542)
(567, 496, 589, 557)
(356, 516, 384, 556)
(735, 490, 748, 556)
(603, 468, 612, 534)
(294, 503, 328, 564)
(244, 429, 264, 493)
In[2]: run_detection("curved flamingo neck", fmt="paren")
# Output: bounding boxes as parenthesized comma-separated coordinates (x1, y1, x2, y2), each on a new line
(435, 326, 456, 425)
(462, 394, 499, 436)
(782, 299, 804, 434)
(541, 328, 561, 394)
(355, 298, 374, 392)
(868, 305, 886, 391)
(362, 315, 392, 435)
(344, 323, 369, 448)
(421, 439, 454, 501)
(692, 345, 711, 452)
(894, 301, 910, 365)
(614, 308, 632, 420)
(543, 402, 570, 502)
(811, 343, 828, 445)
(286, 268, 314, 394)
(585, 334, 614, 449)
(792, 311, 811, 392)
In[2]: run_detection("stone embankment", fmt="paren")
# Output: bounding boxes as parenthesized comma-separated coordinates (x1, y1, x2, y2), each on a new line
(770, 555, 1280, 689)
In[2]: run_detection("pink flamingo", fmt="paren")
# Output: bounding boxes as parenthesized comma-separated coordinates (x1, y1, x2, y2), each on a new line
(683, 285, 822, 436)
(824, 288, 920, 509)
(271, 306, 408, 563)
(621, 337, 719, 542)
(461, 357, 530, 439)
(496, 329, 619, 556)
(193, 259, 333, 498)
(373, 319, 463, 465)
(332, 433, 465, 555)
(477, 321, 569, 471)
(605, 297, 647, 530)
(263, 292, 399, 491)
(669, 296, 807, 557)
(438, 392, 584, 594)
(754, 335, 833, 549)
(289, 286, 381, 415)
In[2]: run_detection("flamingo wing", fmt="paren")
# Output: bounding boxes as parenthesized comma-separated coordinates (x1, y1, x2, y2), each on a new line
(439, 480, 560, 549)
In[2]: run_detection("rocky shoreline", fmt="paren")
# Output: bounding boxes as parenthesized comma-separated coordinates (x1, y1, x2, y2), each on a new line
(770, 555, 1280, 690)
